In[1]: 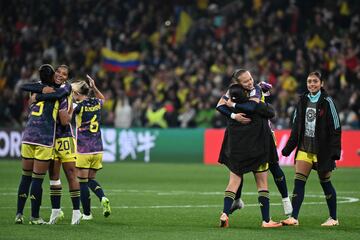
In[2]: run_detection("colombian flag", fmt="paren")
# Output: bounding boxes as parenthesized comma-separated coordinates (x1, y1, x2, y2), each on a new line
(101, 48, 140, 72)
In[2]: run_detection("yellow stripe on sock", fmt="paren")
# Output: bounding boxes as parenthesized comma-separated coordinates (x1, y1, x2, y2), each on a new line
(78, 178, 88, 183)
(22, 170, 32, 176)
(320, 177, 331, 183)
(225, 191, 236, 199)
(70, 190, 80, 197)
(295, 173, 307, 182)
(32, 173, 45, 179)
(258, 191, 269, 198)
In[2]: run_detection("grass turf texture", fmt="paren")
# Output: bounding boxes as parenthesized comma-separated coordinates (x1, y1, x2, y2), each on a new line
(0, 160, 359, 240)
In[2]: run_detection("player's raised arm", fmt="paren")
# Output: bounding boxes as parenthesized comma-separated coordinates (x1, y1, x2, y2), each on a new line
(86, 74, 105, 101)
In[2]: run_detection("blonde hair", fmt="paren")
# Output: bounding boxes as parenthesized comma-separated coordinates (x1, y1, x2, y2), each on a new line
(71, 80, 90, 96)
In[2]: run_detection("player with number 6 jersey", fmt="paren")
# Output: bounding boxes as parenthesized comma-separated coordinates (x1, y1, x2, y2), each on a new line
(74, 97, 103, 154)
(72, 75, 111, 220)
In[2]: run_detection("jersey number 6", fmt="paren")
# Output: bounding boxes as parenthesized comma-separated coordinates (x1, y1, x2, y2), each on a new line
(90, 115, 99, 133)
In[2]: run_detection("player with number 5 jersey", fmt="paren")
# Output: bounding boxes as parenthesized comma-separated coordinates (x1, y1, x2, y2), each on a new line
(29, 65, 82, 225)
(16, 64, 66, 225)
(72, 75, 111, 220)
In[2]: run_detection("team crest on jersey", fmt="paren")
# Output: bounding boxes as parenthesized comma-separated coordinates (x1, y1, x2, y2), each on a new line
(306, 108, 316, 122)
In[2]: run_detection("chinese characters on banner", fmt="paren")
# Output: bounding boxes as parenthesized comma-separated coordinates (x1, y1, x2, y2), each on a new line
(102, 129, 158, 162)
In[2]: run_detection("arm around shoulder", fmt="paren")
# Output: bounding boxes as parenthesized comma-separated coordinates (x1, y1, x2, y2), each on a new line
(20, 82, 45, 93)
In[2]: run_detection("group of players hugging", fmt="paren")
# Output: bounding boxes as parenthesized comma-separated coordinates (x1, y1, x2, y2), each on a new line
(216, 69, 341, 228)
(15, 64, 111, 225)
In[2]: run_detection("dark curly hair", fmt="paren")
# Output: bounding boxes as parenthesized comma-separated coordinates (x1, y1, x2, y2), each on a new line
(39, 64, 55, 85)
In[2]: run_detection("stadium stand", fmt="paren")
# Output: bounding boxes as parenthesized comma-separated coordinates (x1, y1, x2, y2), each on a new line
(0, 0, 359, 129)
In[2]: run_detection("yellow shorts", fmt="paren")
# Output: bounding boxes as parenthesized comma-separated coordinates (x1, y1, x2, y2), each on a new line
(54, 137, 76, 162)
(76, 153, 103, 170)
(296, 150, 318, 164)
(254, 162, 269, 173)
(21, 143, 53, 161)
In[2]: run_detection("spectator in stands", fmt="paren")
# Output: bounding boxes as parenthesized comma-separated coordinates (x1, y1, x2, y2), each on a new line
(0, 0, 359, 129)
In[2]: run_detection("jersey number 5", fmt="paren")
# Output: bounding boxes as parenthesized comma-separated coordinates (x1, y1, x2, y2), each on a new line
(31, 102, 44, 116)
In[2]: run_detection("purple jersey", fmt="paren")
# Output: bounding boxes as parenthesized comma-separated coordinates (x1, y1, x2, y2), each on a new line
(55, 94, 74, 138)
(252, 84, 274, 130)
(74, 98, 103, 154)
(249, 85, 263, 100)
(22, 100, 59, 146)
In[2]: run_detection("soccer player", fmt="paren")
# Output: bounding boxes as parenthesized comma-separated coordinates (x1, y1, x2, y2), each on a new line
(216, 73, 282, 228)
(223, 69, 292, 216)
(33, 65, 82, 225)
(217, 69, 292, 216)
(281, 71, 341, 226)
(71, 76, 111, 220)
(15, 64, 67, 224)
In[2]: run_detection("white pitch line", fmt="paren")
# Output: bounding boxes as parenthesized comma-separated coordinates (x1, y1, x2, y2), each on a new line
(1, 188, 360, 195)
(2, 189, 360, 197)
(0, 196, 358, 209)
(105, 197, 359, 209)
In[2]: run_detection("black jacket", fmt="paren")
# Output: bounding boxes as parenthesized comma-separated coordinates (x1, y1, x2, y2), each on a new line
(218, 103, 276, 175)
(282, 89, 341, 171)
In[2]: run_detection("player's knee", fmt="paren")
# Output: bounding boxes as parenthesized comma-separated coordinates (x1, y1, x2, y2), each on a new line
(318, 171, 331, 181)
(66, 167, 77, 179)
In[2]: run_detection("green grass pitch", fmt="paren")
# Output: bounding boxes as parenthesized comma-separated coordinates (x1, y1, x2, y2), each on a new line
(0, 160, 359, 240)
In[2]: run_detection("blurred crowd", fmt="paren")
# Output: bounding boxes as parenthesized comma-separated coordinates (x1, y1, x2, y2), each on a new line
(0, 0, 359, 129)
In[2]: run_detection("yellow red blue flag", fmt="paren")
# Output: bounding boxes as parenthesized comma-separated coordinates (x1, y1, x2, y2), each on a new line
(101, 48, 140, 72)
